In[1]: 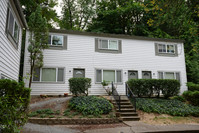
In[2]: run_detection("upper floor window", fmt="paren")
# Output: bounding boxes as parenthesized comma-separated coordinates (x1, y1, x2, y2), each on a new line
(95, 38, 122, 54)
(99, 39, 118, 50)
(6, 6, 20, 48)
(48, 35, 63, 46)
(155, 43, 178, 57)
(158, 44, 175, 54)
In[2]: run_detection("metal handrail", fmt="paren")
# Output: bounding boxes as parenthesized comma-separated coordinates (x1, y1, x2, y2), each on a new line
(112, 82, 120, 111)
(125, 82, 136, 112)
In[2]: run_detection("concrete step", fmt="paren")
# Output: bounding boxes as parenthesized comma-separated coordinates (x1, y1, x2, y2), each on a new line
(120, 105, 134, 108)
(112, 101, 131, 105)
(117, 108, 135, 112)
(121, 116, 140, 121)
(120, 112, 138, 116)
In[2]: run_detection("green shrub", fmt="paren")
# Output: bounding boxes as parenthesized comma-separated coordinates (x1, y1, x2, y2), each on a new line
(187, 82, 199, 91)
(183, 91, 199, 106)
(127, 79, 180, 98)
(0, 79, 31, 133)
(69, 78, 91, 96)
(135, 98, 199, 117)
(170, 96, 186, 102)
(69, 96, 113, 115)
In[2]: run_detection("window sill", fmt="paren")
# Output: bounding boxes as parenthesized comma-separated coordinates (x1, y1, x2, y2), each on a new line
(32, 81, 65, 84)
(156, 53, 177, 57)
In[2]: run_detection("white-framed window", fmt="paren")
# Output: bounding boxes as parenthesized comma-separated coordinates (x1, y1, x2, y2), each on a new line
(158, 72, 180, 81)
(158, 44, 175, 54)
(48, 35, 64, 46)
(7, 7, 19, 43)
(96, 69, 122, 83)
(33, 67, 64, 82)
(98, 39, 118, 50)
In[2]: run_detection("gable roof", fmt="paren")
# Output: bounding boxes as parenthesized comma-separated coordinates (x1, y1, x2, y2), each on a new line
(50, 29, 184, 43)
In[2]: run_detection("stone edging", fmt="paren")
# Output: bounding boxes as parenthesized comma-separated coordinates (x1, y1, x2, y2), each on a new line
(28, 118, 122, 125)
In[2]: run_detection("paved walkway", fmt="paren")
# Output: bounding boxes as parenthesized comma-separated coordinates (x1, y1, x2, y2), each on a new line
(21, 123, 80, 133)
(30, 97, 71, 110)
(22, 122, 199, 133)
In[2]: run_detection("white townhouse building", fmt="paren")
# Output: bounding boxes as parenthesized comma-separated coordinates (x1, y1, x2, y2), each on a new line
(23, 29, 187, 95)
(0, 0, 28, 80)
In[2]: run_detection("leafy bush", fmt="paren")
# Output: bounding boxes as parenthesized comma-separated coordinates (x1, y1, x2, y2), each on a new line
(127, 79, 180, 98)
(183, 91, 199, 106)
(187, 82, 199, 91)
(135, 98, 199, 117)
(0, 79, 31, 133)
(69, 96, 113, 115)
(169, 96, 186, 102)
(69, 78, 91, 96)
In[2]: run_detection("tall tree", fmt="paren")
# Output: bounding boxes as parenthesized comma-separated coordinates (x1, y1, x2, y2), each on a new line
(87, 0, 144, 35)
(20, 0, 58, 28)
(59, 0, 96, 30)
(28, 6, 49, 88)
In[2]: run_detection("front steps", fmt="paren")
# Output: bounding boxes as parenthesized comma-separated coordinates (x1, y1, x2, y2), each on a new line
(112, 96, 140, 121)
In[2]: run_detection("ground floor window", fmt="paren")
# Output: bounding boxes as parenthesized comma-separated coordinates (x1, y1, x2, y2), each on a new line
(33, 67, 64, 82)
(158, 72, 180, 81)
(96, 69, 122, 83)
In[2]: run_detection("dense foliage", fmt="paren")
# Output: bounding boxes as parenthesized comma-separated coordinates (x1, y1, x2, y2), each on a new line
(20, 0, 58, 28)
(127, 79, 180, 98)
(187, 82, 199, 91)
(135, 98, 199, 117)
(69, 96, 113, 115)
(0, 79, 31, 133)
(183, 91, 199, 106)
(69, 78, 91, 96)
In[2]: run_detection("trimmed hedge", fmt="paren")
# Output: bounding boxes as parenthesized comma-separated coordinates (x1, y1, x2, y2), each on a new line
(0, 79, 31, 133)
(69, 77, 91, 96)
(127, 79, 180, 98)
(187, 82, 199, 91)
(183, 91, 199, 106)
(69, 96, 113, 116)
(136, 98, 199, 117)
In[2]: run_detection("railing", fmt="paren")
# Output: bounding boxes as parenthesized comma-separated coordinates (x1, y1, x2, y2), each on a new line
(125, 82, 136, 112)
(112, 82, 120, 111)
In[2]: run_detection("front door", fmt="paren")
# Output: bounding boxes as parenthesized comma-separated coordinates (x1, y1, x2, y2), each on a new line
(128, 70, 138, 79)
(73, 68, 85, 78)
(142, 71, 152, 79)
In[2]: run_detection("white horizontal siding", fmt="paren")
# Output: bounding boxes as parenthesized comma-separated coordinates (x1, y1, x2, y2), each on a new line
(0, 0, 22, 80)
(24, 31, 187, 95)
